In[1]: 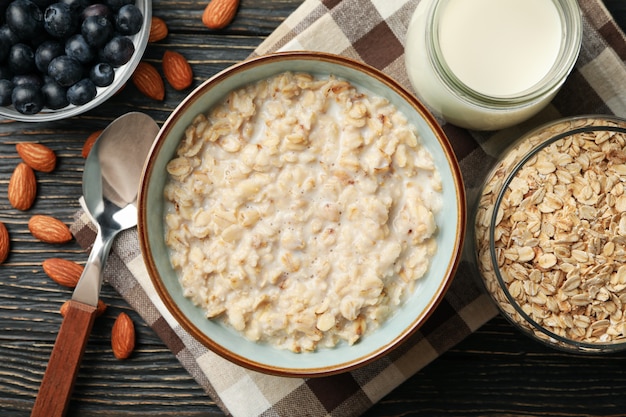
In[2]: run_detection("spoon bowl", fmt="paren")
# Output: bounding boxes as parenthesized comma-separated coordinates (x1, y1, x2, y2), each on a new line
(73, 112, 160, 306)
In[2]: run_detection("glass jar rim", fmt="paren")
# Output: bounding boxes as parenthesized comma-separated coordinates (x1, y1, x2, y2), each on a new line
(427, 0, 583, 108)
(488, 121, 626, 352)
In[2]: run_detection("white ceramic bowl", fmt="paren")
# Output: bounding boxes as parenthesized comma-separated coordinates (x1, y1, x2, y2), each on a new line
(138, 52, 466, 376)
(0, 0, 151, 122)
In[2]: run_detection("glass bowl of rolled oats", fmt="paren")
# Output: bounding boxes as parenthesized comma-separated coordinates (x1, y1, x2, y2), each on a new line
(138, 51, 466, 376)
(474, 115, 626, 353)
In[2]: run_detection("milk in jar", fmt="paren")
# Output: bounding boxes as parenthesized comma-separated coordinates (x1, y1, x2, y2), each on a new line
(404, 0, 582, 131)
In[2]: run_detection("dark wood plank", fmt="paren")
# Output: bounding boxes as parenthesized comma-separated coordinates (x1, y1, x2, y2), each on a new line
(367, 315, 626, 416)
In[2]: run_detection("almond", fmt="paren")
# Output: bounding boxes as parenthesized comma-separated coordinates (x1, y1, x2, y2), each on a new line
(148, 16, 168, 42)
(202, 0, 239, 30)
(0, 222, 9, 264)
(16, 142, 56, 173)
(60, 299, 107, 317)
(28, 214, 73, 244)
(8, 162, 37, 211)
(111, 312, 135, 359)
(82, 130, 102, 158)
(131, 62, 165, 101)
(42, 258, 84, 288)
(162, 50, 193, 91)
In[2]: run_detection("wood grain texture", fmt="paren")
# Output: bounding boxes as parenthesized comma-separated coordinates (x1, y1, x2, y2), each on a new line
(1, 1, 626, 416)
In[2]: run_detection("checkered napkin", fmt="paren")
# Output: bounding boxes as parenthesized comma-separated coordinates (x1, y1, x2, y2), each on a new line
(71, 0, 626, 416)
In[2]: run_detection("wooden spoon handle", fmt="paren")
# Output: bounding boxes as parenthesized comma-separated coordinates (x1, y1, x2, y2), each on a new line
(31, 300, 98, 417)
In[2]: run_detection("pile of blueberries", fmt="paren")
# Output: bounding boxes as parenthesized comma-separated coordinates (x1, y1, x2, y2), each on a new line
(0, 0, 144, 115)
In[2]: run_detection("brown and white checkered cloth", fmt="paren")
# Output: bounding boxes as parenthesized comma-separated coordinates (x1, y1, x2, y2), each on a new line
(71, 0, 626, 416)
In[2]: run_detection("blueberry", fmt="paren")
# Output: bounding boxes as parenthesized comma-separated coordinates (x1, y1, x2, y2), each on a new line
(0, 25, 20, 46)
(114, 4, 143, 36)
(12, 83, 44, 114)
(89, 62, 113, 86)
(12, 73, 44, 88)
(48, 54, 83, 86)
(41, 79, 68, 109)
(105, 0, 133, 12)
(99, 35, 134, 67)
(65, 33, 95, 63)
(81, 4, 113, 22)
(66, 77, 96, 105)
(8, 43, 36, 75)
(35, 40, 64, 73)
(43, 2, 78, 38)
(0, 79, 14, 106)
(82, 15, 114, 48)
(6, 0, 44, 42)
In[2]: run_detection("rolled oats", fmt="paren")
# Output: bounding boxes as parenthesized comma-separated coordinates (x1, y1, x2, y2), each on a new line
(475, 116, 626, 350)
(164, 72, 443, 353)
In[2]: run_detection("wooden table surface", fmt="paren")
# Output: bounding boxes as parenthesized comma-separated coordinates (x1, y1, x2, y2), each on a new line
(2, 0, 626, 416)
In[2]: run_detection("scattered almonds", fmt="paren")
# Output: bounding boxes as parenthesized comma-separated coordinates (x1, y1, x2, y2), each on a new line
(0, 222, 9, 264)
(148, 16, 168, 42)
(82, 130, 102, 158)
(111, 312, 135, 359)
(162, 50, 193, 90)
(202, 0, 239, 29)
(475, 117, 626, 349)
(8, 162, 37, 211)
(131, 62, 165, 101)
(42, 258, 84, 288)
(16, 142, 57, 173)
(28, 215, 73, 244)
(0, 10, 171, 366)
(0, 11, 198, 363)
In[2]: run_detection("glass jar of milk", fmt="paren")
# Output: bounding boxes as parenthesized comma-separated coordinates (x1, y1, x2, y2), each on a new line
(405, 0, 582, 131)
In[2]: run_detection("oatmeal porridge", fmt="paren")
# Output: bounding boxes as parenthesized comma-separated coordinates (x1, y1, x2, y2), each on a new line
(164, 71, 443, 352)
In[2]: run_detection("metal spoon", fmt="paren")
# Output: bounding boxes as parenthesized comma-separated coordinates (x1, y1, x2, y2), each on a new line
(31, 112, 160, 417)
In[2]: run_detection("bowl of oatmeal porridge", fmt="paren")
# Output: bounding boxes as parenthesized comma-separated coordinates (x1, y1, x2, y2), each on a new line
(138, 51, 466, 376)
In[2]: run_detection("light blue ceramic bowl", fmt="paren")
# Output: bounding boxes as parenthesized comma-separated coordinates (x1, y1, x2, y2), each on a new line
(138, 52, 466, 377)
